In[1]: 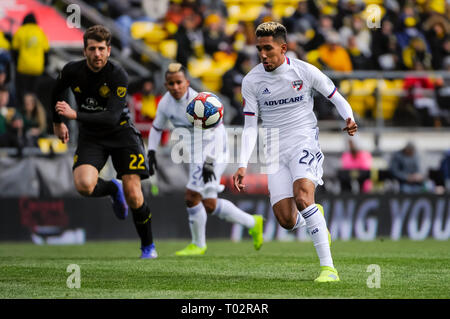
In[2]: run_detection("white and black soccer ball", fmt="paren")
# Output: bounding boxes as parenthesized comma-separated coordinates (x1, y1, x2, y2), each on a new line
(186, 92, 224, 129)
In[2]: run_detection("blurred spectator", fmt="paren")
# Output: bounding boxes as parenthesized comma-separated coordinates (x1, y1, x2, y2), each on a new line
(347, 35, 371, 70)
(422, 14, 450, 70)
(402, 37, 432, 70)
(21, 93, 47, 147)
(336, 0, 366, 30)
(371, 19, 403, 70)
(389, 142, 425, 193)
(131, 77, 161, 121)
(286, 35, 304, 60)
(202, 13, 229, 56)
(220, 51, 253, 125)
(340, 135, 373, 193)
(229, 21, 256, 53)
(0, 68, 16, 108)
(107, 0, 155, 57)
(435, 57, 450, 126)
(254, 2, 280, 28)
(440, 149, 450, 189)
(12, 13, 49, 107)
(142, 0, 170, 21)
(0, 85, 23, 148)
(164, 0, 201, 27)
(196, 0, 228, 18)
(395, 4, 428, 50)
(392, 96, 421, 127)
(302, 14, 334, 52)
(403, 61, 441, 126)
(316, 31, 353, 71)
(174, 13, 203, 66)
(130, 77, 163, 139)
(164, 0, 184, 26)
(0, 30, 12, 84)
(283, 0, 318, 35)
(382, 0, 402, 30)
(339, 14, 371, 59)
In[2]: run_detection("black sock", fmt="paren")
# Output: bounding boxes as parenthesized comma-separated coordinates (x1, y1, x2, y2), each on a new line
(91, 178, 118, 197)
(132, 202, 153, 247)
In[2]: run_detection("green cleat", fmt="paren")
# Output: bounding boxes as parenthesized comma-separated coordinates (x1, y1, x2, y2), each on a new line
(316, 204, 331, 246)
(175, 243, 207, 256)
(314, 266, 340, 283)
(249, 215, 264, 250)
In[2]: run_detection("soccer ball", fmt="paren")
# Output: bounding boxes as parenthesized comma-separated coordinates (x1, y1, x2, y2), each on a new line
(186, 92, 224, 129)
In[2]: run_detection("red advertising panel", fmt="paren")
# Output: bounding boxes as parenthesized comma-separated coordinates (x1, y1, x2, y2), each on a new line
(0, 0, 83, 47)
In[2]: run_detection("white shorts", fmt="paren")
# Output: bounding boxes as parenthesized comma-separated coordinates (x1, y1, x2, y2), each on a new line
(267, 128, 324, 206)
(186, 161, 227, 198)
(185, 124, 228, 199)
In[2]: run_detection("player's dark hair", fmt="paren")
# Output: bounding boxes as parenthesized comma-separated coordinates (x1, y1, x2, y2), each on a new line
(255, 22, 287, 43)
(83, 25, 112, 48)
(165, 63, 188, 79)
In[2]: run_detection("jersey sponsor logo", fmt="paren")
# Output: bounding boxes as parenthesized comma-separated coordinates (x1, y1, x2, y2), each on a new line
(263, 95, 303, 106)
(117, 86, 127, 98)
(292, 80, 303, 91)
(99, 84, 110, 98)
(262, 88, 271, 94)
(80, 97, 106, 111)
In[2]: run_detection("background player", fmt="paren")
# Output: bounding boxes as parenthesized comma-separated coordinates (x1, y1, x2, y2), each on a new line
(233, 22, 358, 282)
(52, 25, 156, 259)
(147, 63, 263, 256)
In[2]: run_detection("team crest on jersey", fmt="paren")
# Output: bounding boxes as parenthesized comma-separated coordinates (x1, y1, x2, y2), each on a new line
(292, 80, 303, 91)
(99, 84, 110, 98)
(117, 86, 127, 98)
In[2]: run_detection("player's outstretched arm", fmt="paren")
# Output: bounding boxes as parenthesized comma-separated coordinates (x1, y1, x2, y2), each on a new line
(343, 117, 358, 136)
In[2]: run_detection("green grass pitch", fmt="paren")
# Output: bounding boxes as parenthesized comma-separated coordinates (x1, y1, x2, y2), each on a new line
(0, 239, 449, 299)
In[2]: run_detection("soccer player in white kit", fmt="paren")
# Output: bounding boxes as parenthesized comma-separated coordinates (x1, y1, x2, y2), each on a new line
(233, 22, 358, 282)
(147, 63, 264, 256)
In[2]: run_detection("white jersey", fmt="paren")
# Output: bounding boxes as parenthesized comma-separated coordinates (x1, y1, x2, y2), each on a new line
(148, 86, 228, 164)
(147, 86, 228, 197)
(152, 87, 197, 131)
(240, 56, 353, 166)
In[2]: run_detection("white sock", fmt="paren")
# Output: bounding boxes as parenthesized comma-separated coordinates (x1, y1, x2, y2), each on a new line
(300, 204, 333, 268)
(212, 199, 255, 229)
(290, 211, 306, 231)
(187, 203, 207, 248)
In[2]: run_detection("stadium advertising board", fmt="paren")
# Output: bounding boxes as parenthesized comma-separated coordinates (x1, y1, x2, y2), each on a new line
(0, 194, 448, 242)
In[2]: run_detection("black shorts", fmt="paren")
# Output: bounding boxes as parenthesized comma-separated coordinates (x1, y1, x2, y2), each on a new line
(73, 126, 149, 180)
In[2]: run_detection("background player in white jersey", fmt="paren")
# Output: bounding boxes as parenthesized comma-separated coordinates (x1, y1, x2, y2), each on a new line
(233, 22, 358, 282)
(147, 63, 263, 256)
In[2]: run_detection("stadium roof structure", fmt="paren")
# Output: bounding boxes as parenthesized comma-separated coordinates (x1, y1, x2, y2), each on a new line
(0, 0, 83, 48)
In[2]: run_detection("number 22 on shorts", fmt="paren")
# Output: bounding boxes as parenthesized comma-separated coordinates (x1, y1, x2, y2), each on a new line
(129, 154, 145, 170)
(299, 150, 323, 166)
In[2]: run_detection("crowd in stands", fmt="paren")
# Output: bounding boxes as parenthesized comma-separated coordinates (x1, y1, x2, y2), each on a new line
(97, 0, 450, 128)
(0, 12, 49, 150)
(0, 0, 449, 194)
